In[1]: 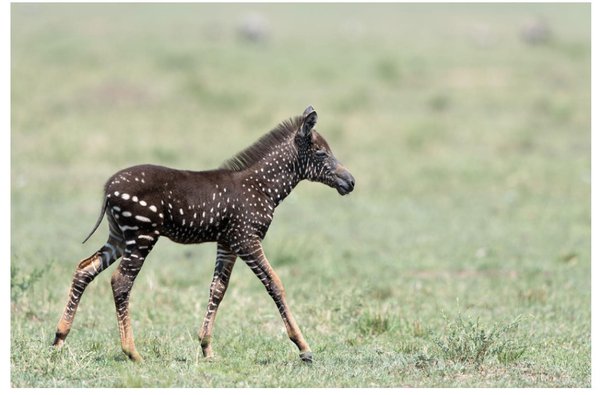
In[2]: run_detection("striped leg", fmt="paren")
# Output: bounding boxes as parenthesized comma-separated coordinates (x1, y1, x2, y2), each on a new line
(110, 233, 156, 362)
(53, 237, 124, 348)
(237, 241, 312, 363)
(198, 243, 237, 358)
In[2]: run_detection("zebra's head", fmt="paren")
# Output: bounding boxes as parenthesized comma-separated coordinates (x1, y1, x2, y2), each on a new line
(296, 106, 355, 196)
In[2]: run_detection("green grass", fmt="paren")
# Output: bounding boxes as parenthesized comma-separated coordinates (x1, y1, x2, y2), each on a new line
(11, 3, 590, 387)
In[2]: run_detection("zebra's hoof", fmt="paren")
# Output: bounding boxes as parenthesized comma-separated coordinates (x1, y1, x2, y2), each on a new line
(299, 352, 313, 363)
(52, 333, 66, 349)
(125, 350, 144, 363)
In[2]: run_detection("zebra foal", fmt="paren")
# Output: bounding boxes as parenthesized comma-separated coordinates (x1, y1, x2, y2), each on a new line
(52, 106, 355, 363)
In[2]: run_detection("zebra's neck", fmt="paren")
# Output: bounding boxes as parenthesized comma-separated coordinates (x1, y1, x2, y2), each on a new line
(239, 141, 302, 207)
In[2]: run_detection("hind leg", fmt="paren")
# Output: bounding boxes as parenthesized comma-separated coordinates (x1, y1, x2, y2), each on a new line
(53, 236, 124, 348)
(111, 234, 156, 362)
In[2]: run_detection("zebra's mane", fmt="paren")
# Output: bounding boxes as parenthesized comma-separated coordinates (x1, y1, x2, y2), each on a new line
(220, 116, 302, 172)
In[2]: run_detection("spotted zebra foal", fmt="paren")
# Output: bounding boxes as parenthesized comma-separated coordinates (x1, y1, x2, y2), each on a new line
(53, 106, 355, 363)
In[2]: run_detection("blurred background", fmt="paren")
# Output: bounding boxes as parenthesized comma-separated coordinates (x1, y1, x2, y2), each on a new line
(11, 3, 590, 387)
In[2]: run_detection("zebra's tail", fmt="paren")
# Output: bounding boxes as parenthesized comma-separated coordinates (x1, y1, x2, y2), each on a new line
(82, 195, 108, 244)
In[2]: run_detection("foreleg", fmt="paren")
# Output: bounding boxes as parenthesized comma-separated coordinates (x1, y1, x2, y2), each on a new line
(198, 243, 237, 358)
(237, 240, 312, 362)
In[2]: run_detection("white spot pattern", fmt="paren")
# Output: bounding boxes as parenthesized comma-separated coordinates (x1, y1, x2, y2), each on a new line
(101, 113, 347, 252)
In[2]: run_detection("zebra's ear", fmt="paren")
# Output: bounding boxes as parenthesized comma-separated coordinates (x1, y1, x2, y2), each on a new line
(300, 106, 318, 137)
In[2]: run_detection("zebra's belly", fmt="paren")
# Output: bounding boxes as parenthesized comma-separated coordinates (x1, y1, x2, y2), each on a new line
(161, 221, 223, 244)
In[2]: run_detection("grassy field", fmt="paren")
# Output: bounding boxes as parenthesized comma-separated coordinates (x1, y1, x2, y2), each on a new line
(11, 3, 591, 387)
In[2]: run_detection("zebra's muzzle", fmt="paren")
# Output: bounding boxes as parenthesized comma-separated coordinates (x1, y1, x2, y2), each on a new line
(334, 166, 355, 195)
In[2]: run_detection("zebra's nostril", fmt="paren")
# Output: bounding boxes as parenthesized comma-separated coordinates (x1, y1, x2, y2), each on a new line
(342, 171, 355, 189)
(334, 171, 355, 195)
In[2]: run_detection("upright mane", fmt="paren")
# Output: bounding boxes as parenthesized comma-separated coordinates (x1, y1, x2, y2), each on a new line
(220, 116, 302, 172)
